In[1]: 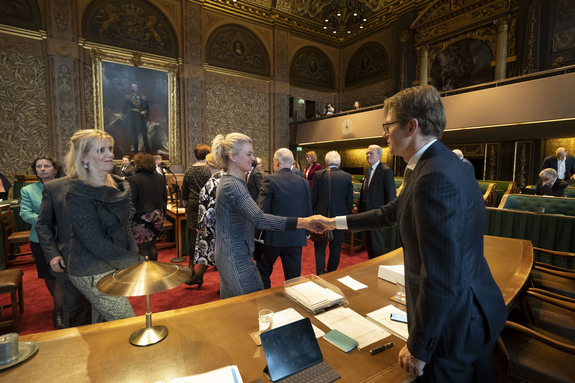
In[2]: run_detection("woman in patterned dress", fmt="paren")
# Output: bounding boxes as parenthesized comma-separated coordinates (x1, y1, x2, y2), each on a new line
(126, 152, 167, 261)
(185, 153, 222, 288)
(211, 133, 312, 299)
(182, 144, 211, 277)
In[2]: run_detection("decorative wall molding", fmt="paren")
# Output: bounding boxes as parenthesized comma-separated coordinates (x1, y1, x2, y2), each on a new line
(345, 42, 389, 87)
(205, 24, 271, 77)
(290, 46, 335, 90)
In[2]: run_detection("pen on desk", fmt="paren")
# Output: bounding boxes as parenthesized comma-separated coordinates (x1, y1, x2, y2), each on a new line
(369, 342, 394, 356)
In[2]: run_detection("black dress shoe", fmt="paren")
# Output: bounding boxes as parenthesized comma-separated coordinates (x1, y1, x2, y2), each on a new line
(53, 311, 65, 329)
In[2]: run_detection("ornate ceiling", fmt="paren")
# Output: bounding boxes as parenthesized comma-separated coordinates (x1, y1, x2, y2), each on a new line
(202, 0, 433, 45)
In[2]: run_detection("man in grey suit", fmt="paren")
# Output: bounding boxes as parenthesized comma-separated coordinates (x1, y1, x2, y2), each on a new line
(356, 145, 396, 259)
(36, 177, 92, 327)
(311, 151, 353, 275)
(306, 86, 507, 381)
(256, 148, 312, 288)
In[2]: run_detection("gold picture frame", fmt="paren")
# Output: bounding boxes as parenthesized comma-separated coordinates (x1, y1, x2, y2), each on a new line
(90, 48, 180, 164)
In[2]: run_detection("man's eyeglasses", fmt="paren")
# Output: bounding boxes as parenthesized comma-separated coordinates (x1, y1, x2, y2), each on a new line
(382, 120, 405, 135)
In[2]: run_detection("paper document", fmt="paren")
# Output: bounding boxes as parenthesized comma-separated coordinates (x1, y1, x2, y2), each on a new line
(315, 307, 390, 349)
(378, 265, 405, 284)
(337, 275, 367, 290)
(271, 308, 325, 338)
(367, 305, 409, 341)
(171, 365, 243, 382)
(285, 281, 343, 313)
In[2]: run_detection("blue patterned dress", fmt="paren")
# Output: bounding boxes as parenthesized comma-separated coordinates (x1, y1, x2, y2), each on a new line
(194, 172, 222, 266)
(215, 174, 297, 299)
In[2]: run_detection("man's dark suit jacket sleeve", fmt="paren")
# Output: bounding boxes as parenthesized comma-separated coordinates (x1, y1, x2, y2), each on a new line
(382, 167, 396, 203)
(36, 183, 60, 262)
(257, 176, 272, 213)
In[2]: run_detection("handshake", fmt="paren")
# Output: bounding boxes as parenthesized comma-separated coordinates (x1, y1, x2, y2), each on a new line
(297, 215, 336, 233)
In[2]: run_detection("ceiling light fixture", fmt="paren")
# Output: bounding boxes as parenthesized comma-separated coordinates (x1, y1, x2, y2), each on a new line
(322, 0, 366, 35)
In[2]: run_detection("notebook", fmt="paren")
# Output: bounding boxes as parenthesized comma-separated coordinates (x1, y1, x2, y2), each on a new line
(260, 318, 340, 383)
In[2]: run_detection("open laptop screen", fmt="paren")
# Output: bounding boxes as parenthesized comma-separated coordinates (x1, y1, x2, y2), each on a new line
(260, 318, 323, 382)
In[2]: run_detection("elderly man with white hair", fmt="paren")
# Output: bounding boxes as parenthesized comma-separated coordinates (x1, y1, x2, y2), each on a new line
(536, 168, 568, 197)
(311, 151, 353, 275)
(256, 148, 312, 288)
(452, 149, 475, 175)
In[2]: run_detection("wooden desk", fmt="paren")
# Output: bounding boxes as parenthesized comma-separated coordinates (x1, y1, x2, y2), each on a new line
(5, 236, 532, 382)
(165, 204, 187, 258)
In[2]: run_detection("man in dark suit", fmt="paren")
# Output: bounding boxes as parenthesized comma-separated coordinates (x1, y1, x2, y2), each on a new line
(246, 159, 263, 201)
(536, 168, 568, 197)
(311, 151, 353, 275)
(452, 149, 475, 176)
(356, 145, 396, 259)
(112, 155, 136, 178)
(256, 148, 312, 288)
(36, 177, 92, 327)
(305, 86, 507, 381)
(542, 147, 575, 181)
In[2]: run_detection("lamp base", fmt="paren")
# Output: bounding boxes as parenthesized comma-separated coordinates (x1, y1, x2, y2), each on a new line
(170, 256, 186, 263)
(129, 325, 168, 347)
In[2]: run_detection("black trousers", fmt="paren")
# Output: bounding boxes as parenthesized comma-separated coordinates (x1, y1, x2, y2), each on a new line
(55, 277, 92, 327)
(257, 246, 302, 289)
(313, 229, 345, 275)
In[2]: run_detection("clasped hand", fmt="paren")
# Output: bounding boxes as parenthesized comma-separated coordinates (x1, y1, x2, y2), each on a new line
(297, 215, 336, 233)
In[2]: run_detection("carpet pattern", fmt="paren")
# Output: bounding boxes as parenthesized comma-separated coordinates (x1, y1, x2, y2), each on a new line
(0, 240, 368, 335)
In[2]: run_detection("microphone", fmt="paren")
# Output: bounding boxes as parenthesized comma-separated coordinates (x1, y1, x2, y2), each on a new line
(161, 162, 171, 171)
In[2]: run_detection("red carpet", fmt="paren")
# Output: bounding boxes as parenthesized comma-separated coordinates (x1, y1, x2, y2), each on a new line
(0, 240, 368, 336)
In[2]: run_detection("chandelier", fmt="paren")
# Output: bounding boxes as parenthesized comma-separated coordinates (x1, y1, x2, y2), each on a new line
(323, 0, 367, 35)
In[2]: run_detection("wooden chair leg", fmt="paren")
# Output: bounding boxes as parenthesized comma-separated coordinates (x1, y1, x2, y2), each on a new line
(18, 280, 24, 314)
(11, 290, 20, 332)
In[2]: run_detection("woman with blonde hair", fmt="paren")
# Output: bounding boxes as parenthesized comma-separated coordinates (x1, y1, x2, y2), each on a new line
(212, 133, 308, 298)
(64, 129, 140, 322)
(304, 150, 322, 186)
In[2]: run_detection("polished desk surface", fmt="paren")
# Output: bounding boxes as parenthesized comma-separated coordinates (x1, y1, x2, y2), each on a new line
(5, 236, 532, 382)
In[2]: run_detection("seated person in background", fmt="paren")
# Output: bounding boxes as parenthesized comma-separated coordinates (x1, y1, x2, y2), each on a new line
(112, 155, 135, 178)
(0, 171, 11, 200)
(536, 168, 568, 197)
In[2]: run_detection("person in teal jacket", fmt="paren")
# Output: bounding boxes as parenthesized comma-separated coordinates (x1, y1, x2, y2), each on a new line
(20, 156, 65, 329)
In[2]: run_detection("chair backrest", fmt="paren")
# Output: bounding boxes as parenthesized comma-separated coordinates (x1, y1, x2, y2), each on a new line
(498, 194, 575, 216)
(0, 205, 15, 239)
(477, 182, 498, 207)
(565, 187, 575, 199)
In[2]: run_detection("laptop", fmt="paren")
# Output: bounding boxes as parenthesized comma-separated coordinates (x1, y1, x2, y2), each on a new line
(260, 318, 340, 383)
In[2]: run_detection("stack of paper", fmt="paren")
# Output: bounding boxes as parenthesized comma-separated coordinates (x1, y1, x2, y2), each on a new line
(366, 305, 409, 341)
(171, 365, 242, 382)
(315, 307, 390, 349)
(377, 265, 405, 284)
(285, 281, 344, 313)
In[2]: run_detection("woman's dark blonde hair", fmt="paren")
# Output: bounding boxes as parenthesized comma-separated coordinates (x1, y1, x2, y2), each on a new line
(65, 129, 114, 180)
(211, 133, 252, 170)
(133, 152, 156, 172)
(305, 151, 317, 163)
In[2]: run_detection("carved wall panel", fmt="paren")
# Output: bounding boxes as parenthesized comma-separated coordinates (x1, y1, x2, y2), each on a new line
(514, 141, 532, 188)
(82, 0, 178, 57)
(84, 62, 95, 130)
(50, 56, 80, 159)
(206, 24, 270, 77)
(204, 81, 270, 168)
(0, 50, 48, 180)
(485, 143, 499, 180)
(274, 93, 290, 149)
(345, 42, 389, 87)
(276, 29, 289, 82)
(185, 78, 203, 164)
(185, 2, 202, 66)
(290, 46, 335, 90)
(0, 0, 43, 31)
(50, 0, 73, 38)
